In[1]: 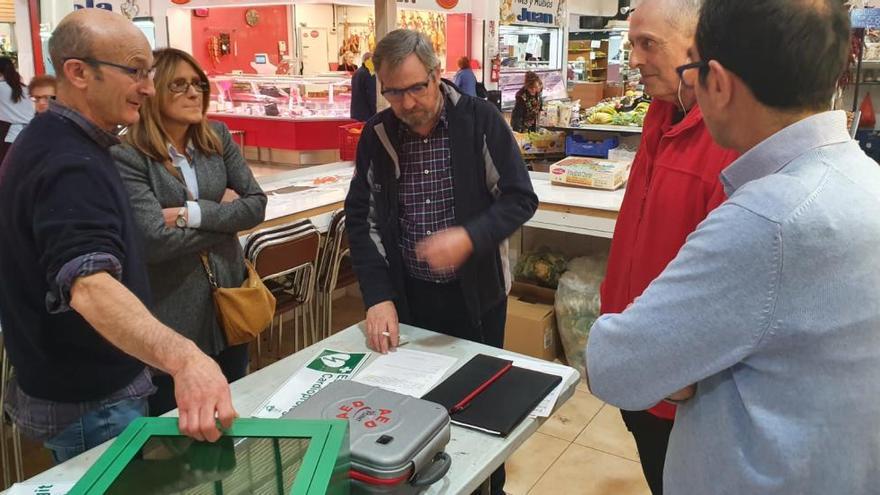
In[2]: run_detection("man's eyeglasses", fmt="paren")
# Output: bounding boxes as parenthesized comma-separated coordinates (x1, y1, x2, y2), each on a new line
(675, 60, 709, 89)
(30, 95, 55, 103)
(381, 73, 433, 102)
(63, 57, 156, 82)
(168, 78, 210, 94)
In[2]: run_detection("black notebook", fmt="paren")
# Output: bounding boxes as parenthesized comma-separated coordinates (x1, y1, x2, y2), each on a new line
(421, 354, 562, 436)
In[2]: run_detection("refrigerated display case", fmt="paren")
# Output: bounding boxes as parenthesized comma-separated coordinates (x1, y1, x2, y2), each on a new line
(207, 74, 355, 153)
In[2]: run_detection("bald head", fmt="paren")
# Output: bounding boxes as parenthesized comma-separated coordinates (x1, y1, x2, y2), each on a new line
(49, 9, 149, 80)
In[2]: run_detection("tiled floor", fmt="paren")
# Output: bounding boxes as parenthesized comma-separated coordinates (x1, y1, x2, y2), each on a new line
(10, 290, 650, 494)
(507, 387, 651, 495)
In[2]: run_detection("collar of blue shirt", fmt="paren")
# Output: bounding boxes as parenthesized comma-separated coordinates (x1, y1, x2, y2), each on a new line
(167, 141, 195, 162)
(720, 111, 851, 196)
(48, 99, 121, 150)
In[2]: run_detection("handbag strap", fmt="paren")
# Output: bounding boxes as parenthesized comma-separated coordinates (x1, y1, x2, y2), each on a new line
(200, 252, 220, 289)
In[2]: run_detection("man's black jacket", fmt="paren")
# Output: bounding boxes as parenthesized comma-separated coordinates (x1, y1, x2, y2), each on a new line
(344, 81, 538, 327)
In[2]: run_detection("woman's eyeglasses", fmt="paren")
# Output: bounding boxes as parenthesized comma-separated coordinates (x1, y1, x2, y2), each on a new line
(168, 78, 210, 94)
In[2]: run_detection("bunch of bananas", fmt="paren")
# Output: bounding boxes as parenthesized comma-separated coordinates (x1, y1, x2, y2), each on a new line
(586, 105, 617, 125)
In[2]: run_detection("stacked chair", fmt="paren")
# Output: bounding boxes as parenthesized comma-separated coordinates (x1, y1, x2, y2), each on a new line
(244, 220, 321, 368)
(315, 210, 358, 340)
(0, 339, 23, 490)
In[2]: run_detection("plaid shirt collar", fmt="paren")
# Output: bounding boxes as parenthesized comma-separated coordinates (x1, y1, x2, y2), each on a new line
(48, 100, 121, 149)
(399, 99, 449, 141)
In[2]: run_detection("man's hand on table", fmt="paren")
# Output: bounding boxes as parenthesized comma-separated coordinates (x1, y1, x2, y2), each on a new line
(366, 301, 399, 354)
(172, 345, 238, 442)
(415, 227, 474, 272)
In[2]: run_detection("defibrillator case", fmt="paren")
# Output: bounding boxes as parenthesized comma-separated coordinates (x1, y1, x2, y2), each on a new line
(285, 380, 452, 494)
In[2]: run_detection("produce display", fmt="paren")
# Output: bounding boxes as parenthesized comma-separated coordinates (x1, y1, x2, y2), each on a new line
(554, 255, 607, 379)
(514, 251, 568, 289)
(513, 129, 566, 155)
(583, 91, 651, 127)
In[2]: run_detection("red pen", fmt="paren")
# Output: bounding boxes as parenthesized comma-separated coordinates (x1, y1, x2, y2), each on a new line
(450, 362, 513, 414)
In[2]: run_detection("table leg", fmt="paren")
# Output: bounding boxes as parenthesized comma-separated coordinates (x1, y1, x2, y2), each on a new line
(480, 478, 491, 495)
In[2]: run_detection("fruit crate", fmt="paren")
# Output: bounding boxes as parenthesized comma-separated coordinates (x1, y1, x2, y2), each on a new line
(565, 134, 619, 158)
(338, 122, 364, 161)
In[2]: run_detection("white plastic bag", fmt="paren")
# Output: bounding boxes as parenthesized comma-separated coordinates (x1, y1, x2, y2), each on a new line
(554, 255, 607, 379)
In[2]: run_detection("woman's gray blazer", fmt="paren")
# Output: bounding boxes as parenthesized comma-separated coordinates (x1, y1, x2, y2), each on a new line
(112, 121, 267, 356)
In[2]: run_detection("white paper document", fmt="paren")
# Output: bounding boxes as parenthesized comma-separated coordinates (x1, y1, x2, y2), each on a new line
(353, 348, 458, 398)
(8, 482, 75, 495)
(497, 354, 578, 417)
(252, 348, 370, 418)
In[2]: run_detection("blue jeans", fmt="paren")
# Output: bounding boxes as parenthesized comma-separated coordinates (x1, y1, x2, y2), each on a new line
(43, 397, 147, 464)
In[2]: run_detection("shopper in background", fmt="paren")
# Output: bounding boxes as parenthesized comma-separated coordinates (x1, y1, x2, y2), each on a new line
(595, 1, 738, 493)
(350, 51, 377, 122)
(0, 57, 34, 162)
(112, 48, 267, 416)
(338, 51, 358, 72)
(588, 1, 879, 494)
(510, 71, 542, 132)
(453, 56, 477, 97)
(345, 29, 537, 495)
(0, 9, 236, 463)
(28, 74, 56, 113)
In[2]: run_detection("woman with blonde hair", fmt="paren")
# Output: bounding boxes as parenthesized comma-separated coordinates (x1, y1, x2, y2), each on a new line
(112, 48, 267, 415)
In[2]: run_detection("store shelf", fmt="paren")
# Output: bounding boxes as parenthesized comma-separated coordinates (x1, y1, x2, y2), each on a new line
(856, 60, 880, 69)
(545, 124, 643, 134)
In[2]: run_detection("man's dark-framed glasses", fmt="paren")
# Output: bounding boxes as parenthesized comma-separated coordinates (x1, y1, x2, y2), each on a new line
(63, 57, 156, 82)
(675, 60, 709, 89)
(381, 73, 433, 102)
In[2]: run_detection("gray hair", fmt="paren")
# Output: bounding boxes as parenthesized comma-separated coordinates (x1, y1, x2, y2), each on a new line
(48, 15, 96, 80)
(663, 0, 703, 35)
(372, 29, 440, 75)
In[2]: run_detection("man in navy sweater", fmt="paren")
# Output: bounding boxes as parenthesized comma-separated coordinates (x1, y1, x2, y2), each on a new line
(0, 9, 235, 462)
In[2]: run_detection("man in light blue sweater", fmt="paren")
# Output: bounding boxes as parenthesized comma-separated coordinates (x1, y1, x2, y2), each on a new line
(586, 1, 880, 494)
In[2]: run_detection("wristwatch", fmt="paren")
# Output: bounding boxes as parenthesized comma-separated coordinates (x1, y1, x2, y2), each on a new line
(175, 207, 187, 228)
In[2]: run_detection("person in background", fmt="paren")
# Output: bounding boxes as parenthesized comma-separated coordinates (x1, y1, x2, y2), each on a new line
(112, 48, 267, 416)
(588, 1, 880, 494)
(453, 56, 477, 97)
(345, 29, 537, 495)
(0, 9, 235, 464)
(510, 71, 542, 132)
(28, 74, 56, 113)
(350, 51, 377, 122)
(596, 1, 738, 493)
(338, 51, 358, 72)
(0, 57, 34, 162)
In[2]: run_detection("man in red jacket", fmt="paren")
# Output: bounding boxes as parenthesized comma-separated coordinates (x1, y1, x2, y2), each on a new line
(599, 1, 738, 493)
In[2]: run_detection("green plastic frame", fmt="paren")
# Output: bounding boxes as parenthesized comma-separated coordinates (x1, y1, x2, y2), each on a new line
(67, 417, 350, 495)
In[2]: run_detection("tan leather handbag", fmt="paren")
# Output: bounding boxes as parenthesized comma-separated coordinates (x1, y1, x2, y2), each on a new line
(200, 253, 276, 346)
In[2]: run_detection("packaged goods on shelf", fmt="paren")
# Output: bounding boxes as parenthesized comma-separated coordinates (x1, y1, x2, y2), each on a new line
(549, 156, 631, 190)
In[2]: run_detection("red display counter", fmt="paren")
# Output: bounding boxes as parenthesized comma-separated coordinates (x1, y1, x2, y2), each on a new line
(209, 114, 355, 151)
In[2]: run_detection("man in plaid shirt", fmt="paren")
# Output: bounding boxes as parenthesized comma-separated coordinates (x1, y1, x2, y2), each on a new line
(345, 29, 538, 495)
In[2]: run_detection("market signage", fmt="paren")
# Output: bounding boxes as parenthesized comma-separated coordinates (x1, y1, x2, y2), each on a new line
(396, 0, 471, 13)
(501, 0, 564, 27)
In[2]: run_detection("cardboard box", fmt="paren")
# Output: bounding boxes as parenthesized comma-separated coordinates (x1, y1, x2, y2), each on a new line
(549, 156, 631, 191)
(504, 282, 560, 361)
